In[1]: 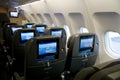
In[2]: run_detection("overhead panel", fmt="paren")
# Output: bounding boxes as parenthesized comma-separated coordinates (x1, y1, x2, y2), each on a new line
(0, 0, 40, 7)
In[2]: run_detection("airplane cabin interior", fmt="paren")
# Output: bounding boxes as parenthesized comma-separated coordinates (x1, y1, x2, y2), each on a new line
(0, 0, 120, 80)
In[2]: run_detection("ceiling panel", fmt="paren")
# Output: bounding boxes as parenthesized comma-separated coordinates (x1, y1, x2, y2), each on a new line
(0, 0, 40, 7)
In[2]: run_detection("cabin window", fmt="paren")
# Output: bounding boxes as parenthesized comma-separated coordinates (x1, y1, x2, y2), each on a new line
(63, 25, 71, 41)
(80, 27, 89, 33)
(105, 31, 120, 58)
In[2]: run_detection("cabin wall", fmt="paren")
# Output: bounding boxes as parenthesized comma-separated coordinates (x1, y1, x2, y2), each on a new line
(8, 7, 24, 25)
(20, 0, 120, 64)
(20, 1, 53, 26)
(0, 7, 7, 13)
(0, 6, 23, 25)
(84, 0, 120, 63)
(9, 15, 23, 25)
(0, 6, 25, 40)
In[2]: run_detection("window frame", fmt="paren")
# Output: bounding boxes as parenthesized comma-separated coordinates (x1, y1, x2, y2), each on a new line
(80, 27, 89, 33)
(105, 31, 120, 59)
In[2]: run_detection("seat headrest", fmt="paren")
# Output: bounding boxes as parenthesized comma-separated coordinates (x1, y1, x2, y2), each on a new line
(67, 33, 99, 56)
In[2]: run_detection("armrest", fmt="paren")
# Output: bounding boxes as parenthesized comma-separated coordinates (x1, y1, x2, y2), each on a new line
(13, 72, 22, 80)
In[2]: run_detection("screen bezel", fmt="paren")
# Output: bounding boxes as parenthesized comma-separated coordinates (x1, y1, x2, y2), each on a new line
(6, 23, 17, 27)
(20, 31, 35, 45)
(79, 35, 95, 54)
(51, 29, 63, 38)
(37, 39, 59, 60)
(9, 11, 19, 18)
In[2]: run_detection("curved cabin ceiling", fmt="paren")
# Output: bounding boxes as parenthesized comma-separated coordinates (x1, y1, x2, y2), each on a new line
(0, 0, 40, 7)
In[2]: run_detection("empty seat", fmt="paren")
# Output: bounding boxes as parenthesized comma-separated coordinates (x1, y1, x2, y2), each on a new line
(12, 28, 39, 75)
(89, 64, 120, 80)
(24, 36, 66, 80)
(5, 25, 24, 45)
(74, 59, 120, 80)
(45, 27, 67, 58)
(103, 70, 120, 80)
(64, 33, 99, 78)
(34, 24, 47, 36)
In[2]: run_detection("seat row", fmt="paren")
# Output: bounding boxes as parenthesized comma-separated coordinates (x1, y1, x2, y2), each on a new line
(2, 22, 98, 80)
(74, 59, 120, 80)
(3, 23, 66, 57)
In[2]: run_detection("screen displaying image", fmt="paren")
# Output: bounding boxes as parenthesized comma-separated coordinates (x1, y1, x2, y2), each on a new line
(80, 37, 94, 48)
(51, 30, 62, 37)
(26, 24, 33, 28)
(10, 12, 19, 18)
(21, 32, 34, 42)
(12, 27, 22, 34)
(36, 27, 45, 33)
(79, 36, 94, 54)
(38, 42, 57, 56)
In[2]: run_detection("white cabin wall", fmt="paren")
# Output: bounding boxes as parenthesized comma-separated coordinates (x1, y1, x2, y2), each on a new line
(31, 1, 56, 27)
(20, 5, 33, 23)
(20, 1, 55, 26)
(20, 0, 120, 65)
(84, 0, 120, 64)
(45, 0, 94, 34)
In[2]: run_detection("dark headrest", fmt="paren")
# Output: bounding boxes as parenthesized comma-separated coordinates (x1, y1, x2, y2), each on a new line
(67, 33, 98, 56)
(24, 36, 61, 65)
(10, 25, 24, 28)
(34, 24, 47, 27)
(45, 27, 66, 36)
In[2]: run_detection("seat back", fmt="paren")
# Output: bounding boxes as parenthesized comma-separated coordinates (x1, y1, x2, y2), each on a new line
(65, 33, 99, 75)
(3, 23, 17, 41)
(24, 36, 66, 80)
(5, 25, 24, 44)
(74, 59, 120, 80)
(89, 64, 120, 80)
(12, 28, 39, 74)
(103, 70, 120, 80)
(4, 23, 17, 28)
(33, 24, 47, 36)
(45, 27, 67, 58)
